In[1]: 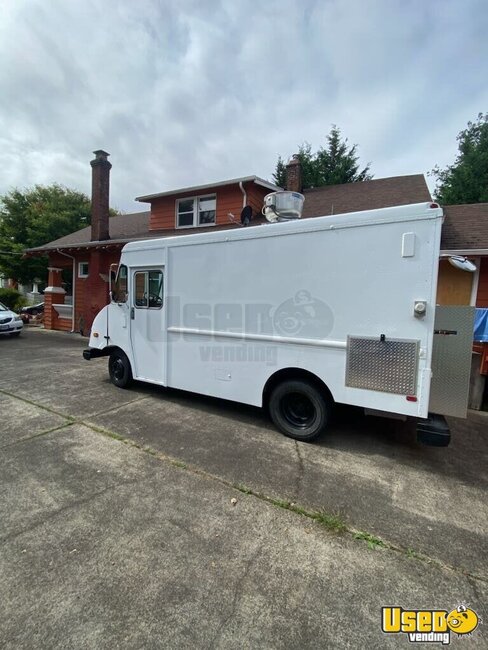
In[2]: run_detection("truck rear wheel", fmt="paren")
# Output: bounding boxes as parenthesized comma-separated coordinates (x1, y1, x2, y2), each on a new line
(108, 350, 132, 388)
(269, 379, 330, 442)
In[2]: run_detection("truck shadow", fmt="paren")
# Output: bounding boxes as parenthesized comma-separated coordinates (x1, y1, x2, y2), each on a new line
(130, 379, 487, 489)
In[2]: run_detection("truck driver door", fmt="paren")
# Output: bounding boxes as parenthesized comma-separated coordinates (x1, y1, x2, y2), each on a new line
(130, 268, 165, 384)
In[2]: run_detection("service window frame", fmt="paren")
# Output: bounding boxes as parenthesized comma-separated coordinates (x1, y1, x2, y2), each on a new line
(133, 270, 164, 310)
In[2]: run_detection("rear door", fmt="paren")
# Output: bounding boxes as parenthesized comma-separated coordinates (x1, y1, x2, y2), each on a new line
(130, 268, 165, 384)
(429, 305, 475, 418)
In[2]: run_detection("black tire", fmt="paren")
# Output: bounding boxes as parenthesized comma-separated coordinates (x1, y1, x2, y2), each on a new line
(268, 379, 331, 442)
(10, 332, 21, 338)
(108, 349, 133, 388)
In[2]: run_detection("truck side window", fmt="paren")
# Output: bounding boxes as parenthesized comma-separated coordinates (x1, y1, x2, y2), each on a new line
(148, 271, 163, 308)
(134, 270, 163, 309)
(112, 264, 128, 303)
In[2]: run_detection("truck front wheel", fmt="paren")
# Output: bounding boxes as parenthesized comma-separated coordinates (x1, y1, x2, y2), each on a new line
(269, 379, 330, 442)
(108, 350, 133, 388)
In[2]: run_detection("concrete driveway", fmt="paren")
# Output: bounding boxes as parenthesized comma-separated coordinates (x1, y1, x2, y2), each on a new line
(1, 329, 486, 649)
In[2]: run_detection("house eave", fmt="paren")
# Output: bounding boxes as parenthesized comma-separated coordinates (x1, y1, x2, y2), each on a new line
(135, 176, 281, 202)
(440, 248, 488, 256)
(24, 240, 128, 256)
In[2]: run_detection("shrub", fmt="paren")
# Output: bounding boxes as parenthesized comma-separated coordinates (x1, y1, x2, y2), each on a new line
(0, 287, 23, 311)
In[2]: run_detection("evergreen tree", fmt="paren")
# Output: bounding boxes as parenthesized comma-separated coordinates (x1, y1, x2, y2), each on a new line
(432, 113, 488, 204)
(273, 126, 372, 189)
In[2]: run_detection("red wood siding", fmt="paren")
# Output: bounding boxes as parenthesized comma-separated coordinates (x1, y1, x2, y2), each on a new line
(476, 257, 488, 307)
(245, 184, 270, 219)
(149, 183, 270, 230)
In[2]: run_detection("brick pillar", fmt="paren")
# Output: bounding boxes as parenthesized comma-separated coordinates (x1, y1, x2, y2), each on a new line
(43, 267, 66, 330)
(91, 150, 111, 242)
(286, 155, 302, 192)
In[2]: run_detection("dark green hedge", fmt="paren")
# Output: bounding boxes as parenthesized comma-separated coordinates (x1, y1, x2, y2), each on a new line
(0, 288, 23, 311)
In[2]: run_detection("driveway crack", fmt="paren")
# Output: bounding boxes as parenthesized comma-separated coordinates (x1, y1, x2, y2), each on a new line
(207, 536, 265, 649)
(86, 396, 150, 418)
(0, 476, 145, 545)
(0, 422, 74, 450)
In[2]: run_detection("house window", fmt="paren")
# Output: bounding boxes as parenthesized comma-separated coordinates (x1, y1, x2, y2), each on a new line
(134, 270, 163, 309)
(78, 262, 89, 278)
(176, 195, 216, 228)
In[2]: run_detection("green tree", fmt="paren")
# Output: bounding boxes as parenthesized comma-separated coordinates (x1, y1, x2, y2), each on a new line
(0, 184, 92, 284)
(432, 113, 488, 204)
(273, 126, 372, 189)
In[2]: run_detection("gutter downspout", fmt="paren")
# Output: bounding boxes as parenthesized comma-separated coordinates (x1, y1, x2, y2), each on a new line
(57, 249, 76, 332)
(239, 181, 247, 208)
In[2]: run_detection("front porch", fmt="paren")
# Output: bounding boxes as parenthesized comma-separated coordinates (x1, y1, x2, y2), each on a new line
(43, 248, 122, 335)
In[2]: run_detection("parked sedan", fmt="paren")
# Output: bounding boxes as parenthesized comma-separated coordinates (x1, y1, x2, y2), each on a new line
(0, 302, 23, 337)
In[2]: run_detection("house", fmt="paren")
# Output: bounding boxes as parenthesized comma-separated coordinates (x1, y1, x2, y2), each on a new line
(438, 203, 488, 308)
(26, 151, 432, 335)
(438, 203, 488, 377)
(26, 150, 279, 334)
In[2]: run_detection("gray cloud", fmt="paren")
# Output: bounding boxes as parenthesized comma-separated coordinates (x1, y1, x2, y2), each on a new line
(1, 0, 487, 212)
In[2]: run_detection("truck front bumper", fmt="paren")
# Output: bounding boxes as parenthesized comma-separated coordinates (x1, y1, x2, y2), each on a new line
(83, 348, 109, 361)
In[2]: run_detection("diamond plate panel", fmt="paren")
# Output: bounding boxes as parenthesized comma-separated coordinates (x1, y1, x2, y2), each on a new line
(346, 337, 419, 395)
(429, 306, 475, 418)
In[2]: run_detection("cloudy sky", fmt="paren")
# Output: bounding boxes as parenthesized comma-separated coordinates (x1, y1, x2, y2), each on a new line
(1, 0, 487, 212)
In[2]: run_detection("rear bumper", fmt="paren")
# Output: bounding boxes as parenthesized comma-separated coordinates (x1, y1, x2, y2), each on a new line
(416, 413, 451, 447)
(83, 347, 109, 360)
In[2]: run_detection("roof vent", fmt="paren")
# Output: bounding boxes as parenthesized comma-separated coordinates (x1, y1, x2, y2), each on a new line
(262, 191, 305, 223)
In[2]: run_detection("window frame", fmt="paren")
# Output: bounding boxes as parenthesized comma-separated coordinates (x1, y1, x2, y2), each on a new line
(175, 194, 217, 229)
(133, 270, 164, 310)
(78, 261, 89, 278)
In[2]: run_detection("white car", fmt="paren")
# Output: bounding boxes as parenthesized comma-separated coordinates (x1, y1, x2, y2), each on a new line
(0, 302, 23, 337)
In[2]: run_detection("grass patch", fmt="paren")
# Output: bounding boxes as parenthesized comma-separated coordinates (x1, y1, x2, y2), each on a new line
(354, 531, 386, 550)
(171, 459, 187, 469)
(233, 484, 254, 495)
(248, 493, 346, 533)
(231, 485, 347, 533)
(100, 429, 125, 442)
(312, 511, 347, 533)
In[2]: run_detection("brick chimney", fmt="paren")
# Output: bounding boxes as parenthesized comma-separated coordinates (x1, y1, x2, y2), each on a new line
(285, 154, 302, 193)
(90, 150, 111, 241)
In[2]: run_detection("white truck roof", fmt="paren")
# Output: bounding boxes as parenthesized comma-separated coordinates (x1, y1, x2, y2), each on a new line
(122, 202, 442, 253)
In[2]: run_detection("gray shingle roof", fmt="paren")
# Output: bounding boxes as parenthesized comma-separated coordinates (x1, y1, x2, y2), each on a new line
(302, 174, 431, 217)
(26, 211, 151, 252)
(440, 203, 488, 251)
(26, 174, 438, 254)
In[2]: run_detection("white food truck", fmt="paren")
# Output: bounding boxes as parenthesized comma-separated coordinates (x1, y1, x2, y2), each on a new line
(84, 199, 474, 446)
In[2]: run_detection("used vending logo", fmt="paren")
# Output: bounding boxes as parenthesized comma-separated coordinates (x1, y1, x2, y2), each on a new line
(273, 290, 333, 337)
(381, 604, 480, 644)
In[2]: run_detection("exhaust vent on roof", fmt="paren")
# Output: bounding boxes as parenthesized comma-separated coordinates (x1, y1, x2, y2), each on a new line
(262, 191, 305, 223)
